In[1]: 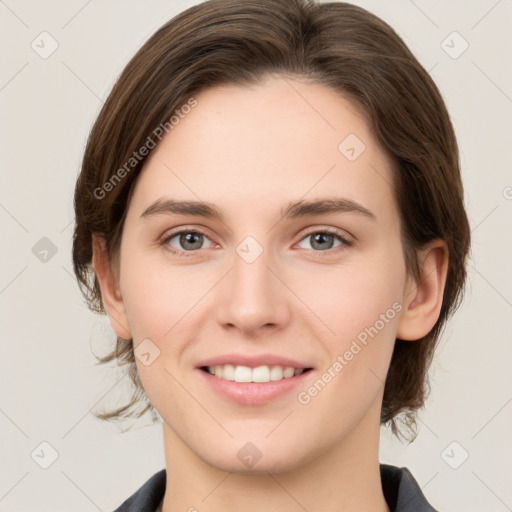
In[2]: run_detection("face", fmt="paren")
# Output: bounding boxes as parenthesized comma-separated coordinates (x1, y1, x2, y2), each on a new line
(110, 75, 412, 473)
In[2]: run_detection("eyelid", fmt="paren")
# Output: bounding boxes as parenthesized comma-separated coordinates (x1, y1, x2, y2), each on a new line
(298, 226, 355, 245)
(160, 225, 354, 257)
(159, 226, 216, 253)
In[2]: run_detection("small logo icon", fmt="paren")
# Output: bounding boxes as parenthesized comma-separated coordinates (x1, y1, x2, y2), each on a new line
(134, 338, 161, 366)
(441, 31, 469, 59)
(31, 31, 59, 59)
(236, 236, 263, 264)
(441, 440, 469, 469)
(31, 441, 59, 469)
(338, 134, 366, 161)
(32, 237, 58, 263)
(237, 442, 262, 468)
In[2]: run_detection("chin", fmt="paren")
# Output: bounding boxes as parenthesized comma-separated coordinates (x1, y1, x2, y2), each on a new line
(194, 434, 310, 475)
(205, 452, 303, 475)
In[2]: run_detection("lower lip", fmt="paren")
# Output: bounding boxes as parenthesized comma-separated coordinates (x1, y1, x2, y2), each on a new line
(197, 368, 314, 406)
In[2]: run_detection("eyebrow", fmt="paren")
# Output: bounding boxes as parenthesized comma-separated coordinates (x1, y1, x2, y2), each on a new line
(140, 197, 376, 222)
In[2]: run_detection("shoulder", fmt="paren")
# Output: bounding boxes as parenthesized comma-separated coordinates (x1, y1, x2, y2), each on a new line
(112, 469, 166, 512)
(380, 463, 440, 512)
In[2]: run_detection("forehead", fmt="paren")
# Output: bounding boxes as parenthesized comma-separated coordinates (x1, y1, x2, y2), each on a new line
(128, 76, 397, 225)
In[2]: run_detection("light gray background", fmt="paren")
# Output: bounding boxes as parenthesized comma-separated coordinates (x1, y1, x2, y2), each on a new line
(1, 0, 511, 510)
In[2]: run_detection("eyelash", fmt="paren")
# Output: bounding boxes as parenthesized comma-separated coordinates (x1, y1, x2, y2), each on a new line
(160, 227, 354, 258)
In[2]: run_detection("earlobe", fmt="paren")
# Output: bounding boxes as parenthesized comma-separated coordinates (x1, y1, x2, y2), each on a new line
(396, 240, 448, 341)
(92, 235, 132, 340)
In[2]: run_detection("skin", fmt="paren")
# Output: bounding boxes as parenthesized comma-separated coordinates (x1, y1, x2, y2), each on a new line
(93, 75, 448, 512)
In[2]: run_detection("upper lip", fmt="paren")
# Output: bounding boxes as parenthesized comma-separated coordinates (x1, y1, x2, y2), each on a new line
(196, 353, 314, 370)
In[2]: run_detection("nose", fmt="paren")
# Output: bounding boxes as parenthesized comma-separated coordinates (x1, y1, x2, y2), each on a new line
(215, 245, 291, 338)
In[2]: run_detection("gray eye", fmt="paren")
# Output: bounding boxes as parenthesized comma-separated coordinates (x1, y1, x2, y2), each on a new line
(297, 232, 344, 251)
(167, 231, 212, 251)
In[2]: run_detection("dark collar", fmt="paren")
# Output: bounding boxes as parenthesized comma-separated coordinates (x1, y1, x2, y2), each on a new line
(380, 464, 439, 511)
(113, 464, 438, 511)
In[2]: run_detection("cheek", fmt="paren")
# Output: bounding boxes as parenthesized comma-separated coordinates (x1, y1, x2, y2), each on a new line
(294, 271, 401, 435)
(298, 245, 405, 391)
(120, 247, 208, 340)
(134, 355, 184, 425)
(298, 251, 404, 341)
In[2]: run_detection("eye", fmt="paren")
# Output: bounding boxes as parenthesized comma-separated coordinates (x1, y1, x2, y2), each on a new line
(160, 227, 353, 258)
(296, 229, 353, 253)
(161, 229, 214, 257)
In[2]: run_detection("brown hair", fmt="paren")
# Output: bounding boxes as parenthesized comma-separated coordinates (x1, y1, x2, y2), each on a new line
(72, 0, 471, 440)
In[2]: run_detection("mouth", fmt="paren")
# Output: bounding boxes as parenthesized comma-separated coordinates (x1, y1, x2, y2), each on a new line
(195, 353, 316, 405)
(199, 364, 314, 383)
(197, 365, 315, 406)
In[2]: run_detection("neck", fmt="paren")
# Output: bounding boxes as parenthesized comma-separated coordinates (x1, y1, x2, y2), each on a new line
(160, 399, 389, 512)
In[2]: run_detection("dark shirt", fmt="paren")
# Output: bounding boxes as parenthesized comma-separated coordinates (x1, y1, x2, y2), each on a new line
(113, 463, 439, 511)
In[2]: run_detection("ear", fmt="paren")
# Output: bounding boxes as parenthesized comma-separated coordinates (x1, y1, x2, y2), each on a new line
(396, 240, 449, 341)
(92, 234, 132, 340)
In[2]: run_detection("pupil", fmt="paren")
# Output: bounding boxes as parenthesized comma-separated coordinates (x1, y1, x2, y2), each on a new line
(313, 233, 333, 250)
(182, 232, 202, 249)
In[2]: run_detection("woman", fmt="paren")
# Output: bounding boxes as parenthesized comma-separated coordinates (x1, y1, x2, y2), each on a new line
(72, 0, 471, 510)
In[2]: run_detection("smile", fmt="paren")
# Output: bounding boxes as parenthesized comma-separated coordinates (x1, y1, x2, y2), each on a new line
(202, 364, 313, 383)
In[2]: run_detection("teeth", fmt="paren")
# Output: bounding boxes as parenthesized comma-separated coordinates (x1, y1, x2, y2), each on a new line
(205, 364, 305, 383)
(234, 365, 252, 382)
(270, 366, 283, 381)
(252, 365, 270, 382)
